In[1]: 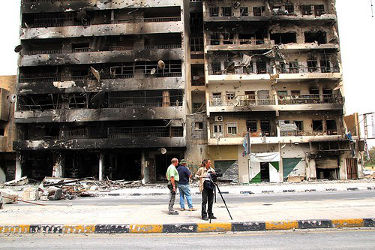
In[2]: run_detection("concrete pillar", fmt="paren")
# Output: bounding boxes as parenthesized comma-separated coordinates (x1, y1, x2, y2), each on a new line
(52, 152, 64, 178)
(339, 154, 347, 180)
(99, 152, 104, 181)
(278, 143, 284, 182)
(15, 153, 22, 181)
(141, 151, 149, 184)
(307, 158, 317, 180)
(162, 91, 170, 107)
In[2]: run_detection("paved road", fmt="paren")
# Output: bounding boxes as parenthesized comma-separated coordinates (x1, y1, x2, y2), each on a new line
(1, 229, 374, 249)
(9, 190, 375, 207)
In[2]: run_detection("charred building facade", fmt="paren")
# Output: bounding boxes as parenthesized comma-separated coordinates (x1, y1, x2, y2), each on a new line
(14, 0, 362, 183)
(15, 0, 189, 182)
(198, 0, 362, 182)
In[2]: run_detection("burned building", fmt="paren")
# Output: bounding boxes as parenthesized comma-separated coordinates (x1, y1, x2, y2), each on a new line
(0, 76, 17, 183)
(15, 0, 190, 182)
(14, 0, 362, 184)
(196, 0, 362, 182)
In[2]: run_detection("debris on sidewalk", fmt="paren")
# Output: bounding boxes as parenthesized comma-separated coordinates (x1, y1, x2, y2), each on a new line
(0, 189, 18, 204)
(3, 177, 28, 186)
(22, 187, 39, 201)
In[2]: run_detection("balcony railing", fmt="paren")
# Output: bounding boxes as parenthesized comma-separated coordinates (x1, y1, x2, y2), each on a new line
(108, 126, 183, 139)
(112, 16, 181, 24)
(277, 65, 340, 74)
(209, 38, 272, 46)
(210, 95, 276, 107)
(281, 130, 339, 137)
(26, 16, 181, 28)
(278, 95, 344, 105)
(108, 95, 183, 108)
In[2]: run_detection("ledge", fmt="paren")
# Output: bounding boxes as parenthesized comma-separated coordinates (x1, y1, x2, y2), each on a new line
(208, 135, 346, 146)
(15, 106, 185, 123)
(18, 77, 184, 95)
(21, 22, 183, 40)
(14, 137, 186, 150)
(20, 48, 184, 67)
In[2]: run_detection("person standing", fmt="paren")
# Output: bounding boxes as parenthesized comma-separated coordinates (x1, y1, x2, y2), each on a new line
(177, 159, 196, 211)
(195, 159, 217, 220)
(166, 158, 179, 215)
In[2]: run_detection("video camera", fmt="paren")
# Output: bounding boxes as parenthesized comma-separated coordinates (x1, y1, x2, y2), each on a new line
(208, 169, 223, 183)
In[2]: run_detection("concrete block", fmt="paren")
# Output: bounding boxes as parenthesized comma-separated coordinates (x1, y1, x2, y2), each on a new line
(22, 187, 40, 201)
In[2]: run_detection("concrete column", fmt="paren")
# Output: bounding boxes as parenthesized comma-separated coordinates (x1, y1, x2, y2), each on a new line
(162, 91, 170, 107)
(52, 152, 64, 178)
(99, 152, 104, 181)
(279, 143, 284, 182)
(307, 158, 317, 180)
(15, 153, 22, 181)
(141, 151, 149, 184)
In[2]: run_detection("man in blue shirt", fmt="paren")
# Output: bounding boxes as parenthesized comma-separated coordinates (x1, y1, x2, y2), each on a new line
(177, 159, 196, 211)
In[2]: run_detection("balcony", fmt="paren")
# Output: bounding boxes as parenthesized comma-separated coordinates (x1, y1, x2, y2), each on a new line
(277, 65, 341, 81)
(21, 19, 183, 40)
(208, 94, 344, 114)
(208, 95, 277, 113)
(14, 126, 186, 150)
(16, 91, 184, 123)
(206, 38, 274, 52)
(208, 134, 346, 146)
(20, 46, 183, 67)
(22, 0, 183, 13)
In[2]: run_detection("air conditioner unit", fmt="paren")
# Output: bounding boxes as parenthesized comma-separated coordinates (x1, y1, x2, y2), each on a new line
(215, 116, 224, 122)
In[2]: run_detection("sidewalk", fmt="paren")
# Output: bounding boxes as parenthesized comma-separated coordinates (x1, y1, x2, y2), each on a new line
(101, 179, 375, 196)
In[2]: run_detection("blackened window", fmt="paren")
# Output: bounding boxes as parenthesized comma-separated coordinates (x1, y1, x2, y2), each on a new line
(246, 120, 258, 133)
(222, 7, 232, 16)
(313, 120, 323, 132)
(209, 7, 219, 17)
(240, 7, 249, 16)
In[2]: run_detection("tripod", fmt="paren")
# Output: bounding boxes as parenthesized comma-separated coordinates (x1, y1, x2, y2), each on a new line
(211, 182, 233, 223)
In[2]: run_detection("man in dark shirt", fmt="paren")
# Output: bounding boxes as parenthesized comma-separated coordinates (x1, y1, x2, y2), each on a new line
(177, 159, 196, 211)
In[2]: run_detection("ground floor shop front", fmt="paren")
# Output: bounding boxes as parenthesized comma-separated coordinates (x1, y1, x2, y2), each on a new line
(206, 142, 363, 183)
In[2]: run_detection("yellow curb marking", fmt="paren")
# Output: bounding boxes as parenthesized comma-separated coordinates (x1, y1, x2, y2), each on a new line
(197, 223, 231, 233)
(63, 225, 95, 234)
(266, 221, 299, 230)
(0, 225, 30, 234)
(332, 219, 364, 228)
(129, 224, 163, 233)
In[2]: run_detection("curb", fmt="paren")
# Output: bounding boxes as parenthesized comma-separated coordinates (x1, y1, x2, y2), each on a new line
(1, 218, 374, 234)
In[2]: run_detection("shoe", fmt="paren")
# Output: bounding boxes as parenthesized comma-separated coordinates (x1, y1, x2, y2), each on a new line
(188, 208, 197, 211)
(168, 211, 179, 215)
(179, 208, 185, 211)
(209, 215, 217, 219)
(202, 216, 209, 221)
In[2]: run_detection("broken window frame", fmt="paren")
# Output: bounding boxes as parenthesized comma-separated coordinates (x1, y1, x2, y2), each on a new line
(260, 120, 271, 136)
(253, 6, 265, 16)
(221, 7, 232, 17)
(312, 120, 323, 132)
(246, 120, 258, 133)
(240, 7, 249, 16)
(209, 7, 219, 17)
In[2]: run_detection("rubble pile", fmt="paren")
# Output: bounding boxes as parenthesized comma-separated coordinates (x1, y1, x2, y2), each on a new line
(0, 176, 145, 207)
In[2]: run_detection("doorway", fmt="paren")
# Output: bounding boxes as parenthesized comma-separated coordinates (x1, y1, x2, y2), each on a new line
(260, 162, 270, 182)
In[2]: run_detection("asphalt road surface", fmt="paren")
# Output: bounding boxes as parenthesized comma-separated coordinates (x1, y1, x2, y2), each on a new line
(8, 190, 375, 207)
(1, 229, 374, 249)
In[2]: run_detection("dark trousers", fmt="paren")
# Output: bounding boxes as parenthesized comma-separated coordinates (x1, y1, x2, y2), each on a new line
(168, 182, 178, 212)
(201, 186, 214, 218)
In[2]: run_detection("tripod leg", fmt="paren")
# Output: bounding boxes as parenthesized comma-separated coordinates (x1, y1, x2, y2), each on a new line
(215, 184, 233, 220)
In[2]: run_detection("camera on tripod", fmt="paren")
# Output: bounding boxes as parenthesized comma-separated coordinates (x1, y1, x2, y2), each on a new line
(208, 169, 223, 183)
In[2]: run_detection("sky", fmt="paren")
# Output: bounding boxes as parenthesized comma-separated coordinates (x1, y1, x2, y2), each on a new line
(0, 1, 373, 116)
